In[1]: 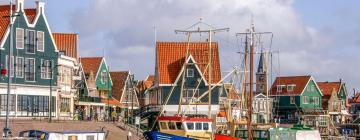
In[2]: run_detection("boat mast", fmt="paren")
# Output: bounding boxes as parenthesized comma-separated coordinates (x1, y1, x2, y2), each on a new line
(248, 23, 255, 140)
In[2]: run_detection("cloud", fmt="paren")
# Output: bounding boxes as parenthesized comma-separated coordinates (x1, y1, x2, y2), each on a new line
(69, 0, 360, 91)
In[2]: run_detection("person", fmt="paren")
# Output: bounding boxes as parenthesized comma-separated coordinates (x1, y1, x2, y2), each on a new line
(112, 110, 117, 123)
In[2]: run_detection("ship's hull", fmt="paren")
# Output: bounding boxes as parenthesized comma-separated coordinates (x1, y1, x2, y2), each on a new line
(143, 131, 194, 140)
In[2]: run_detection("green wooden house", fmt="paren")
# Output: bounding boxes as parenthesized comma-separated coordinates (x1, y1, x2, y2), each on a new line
(149, 42, 223, 117)
(0, 0, 59, 118)
(77, 57, 113, 120)
(270, 75, 323, 123)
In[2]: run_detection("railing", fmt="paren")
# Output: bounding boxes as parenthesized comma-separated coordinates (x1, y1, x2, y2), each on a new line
(78, 96, 102, 103)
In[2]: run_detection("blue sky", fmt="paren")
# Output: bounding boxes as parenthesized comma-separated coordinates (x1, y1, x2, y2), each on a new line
(21, 0, 360, 95)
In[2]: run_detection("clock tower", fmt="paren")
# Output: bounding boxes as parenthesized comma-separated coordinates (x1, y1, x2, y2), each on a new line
(256, 49, 268, 95)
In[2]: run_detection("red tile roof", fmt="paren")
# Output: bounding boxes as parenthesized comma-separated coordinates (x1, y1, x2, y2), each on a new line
(270, 75, 311, 96)
(53, 33, 78, 58)
(351, 92, 360, 103)
(102, 98, 121, 106)
(317, 82, 341, 97)
(24, 9, 37, 23)
(156, 42, 221, 84)
(79, 57, 103, 74)
(0, 5, 37, 42)
(110, 71, 129, 102)
(224, 83, 239, 100)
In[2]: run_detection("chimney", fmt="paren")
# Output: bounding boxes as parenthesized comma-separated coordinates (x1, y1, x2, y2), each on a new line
(36, 0, 45, 15)
(16, 0, 24, 12)
(340, 78, 343, 83)
(354, 88, 356, 98)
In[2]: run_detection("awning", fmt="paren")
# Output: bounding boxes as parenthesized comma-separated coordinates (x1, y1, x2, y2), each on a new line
(341, 110, 351, 115)
(77, 101, 106, 106)
(102, 98, 122, 107)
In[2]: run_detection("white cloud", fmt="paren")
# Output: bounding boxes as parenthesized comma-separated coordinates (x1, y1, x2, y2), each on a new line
(69, 0, 359, 91)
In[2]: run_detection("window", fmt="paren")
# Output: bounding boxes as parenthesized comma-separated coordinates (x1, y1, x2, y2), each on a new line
(175, 122, 183, 130)
(16, 57, 24, 78)
(25, 30, 35, 54)
(303, 96, 309, 104)
(308, 85, 315, 92)
(160, 122, 167, 130)
(16, 28, 24, 49)
(313, 97, 319, 105)
(186, 123, 194, 130)
(203, 123, 209, 130)
(68, 135, 78, 140)
(86, 135, 94, 140)
(182, 89, 199, 103)
(60, 98, 71, 112)
(290, 97, 295, 104)
(0, 94, 15, 112)
(187, 68, 194, 77)
(37, 31, 44, 51)
(195, 123, 202, 130)
(168, 122, 176, 130)
(5, 55, 14, 77)
(287, 85, 295, 91)
(59, 51, 65, 56)
(25, 58, 35, 81)
(277, 85, 285, 92)
(41, 60, 52, 79)
(101, 71, 106, 84)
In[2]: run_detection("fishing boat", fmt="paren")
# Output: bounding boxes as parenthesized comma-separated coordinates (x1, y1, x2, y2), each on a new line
(19, 130, 106, 140)
(144, 115, 213, 140)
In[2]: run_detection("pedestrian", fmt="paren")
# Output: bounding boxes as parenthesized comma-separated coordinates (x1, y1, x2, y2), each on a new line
(112, 110, 117, 123)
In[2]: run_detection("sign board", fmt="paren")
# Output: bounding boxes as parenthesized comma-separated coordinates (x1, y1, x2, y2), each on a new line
(135, 116, 140, 125)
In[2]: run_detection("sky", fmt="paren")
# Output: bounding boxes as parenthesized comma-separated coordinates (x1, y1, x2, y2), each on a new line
(18, 0, 360, 96)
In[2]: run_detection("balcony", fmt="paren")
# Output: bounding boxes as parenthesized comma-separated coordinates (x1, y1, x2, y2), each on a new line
(79, 96, 102, 103)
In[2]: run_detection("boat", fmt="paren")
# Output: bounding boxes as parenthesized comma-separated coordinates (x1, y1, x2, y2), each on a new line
(19, 130, 106, 140)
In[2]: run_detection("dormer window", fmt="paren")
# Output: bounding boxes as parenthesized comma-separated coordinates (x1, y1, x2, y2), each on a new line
(187, 68, 194, 77)
(287, 85, 296, 92)
(277, 85, 285, 92)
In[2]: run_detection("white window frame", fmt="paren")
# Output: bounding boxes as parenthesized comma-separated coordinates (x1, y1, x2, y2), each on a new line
(287, 84, 295, 92)
(16, 57, 24, 78)
(5, 55, 14, 77)
(101, 70, 106, 84)
(303, 96, 308, 104)
(277, 85, 285, 92)
(41, 59, 52, 79)
(187, 68, 194, 77)
(25, 58, 36, 82)
(290, 96, 295, 104)
(25, 29, 36, 54)
(313, 97, 319, 105)
(37, 31, 44, 52)
(16, 28, 24, 49)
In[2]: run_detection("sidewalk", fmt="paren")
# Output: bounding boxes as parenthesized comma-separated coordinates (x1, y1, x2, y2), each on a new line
(0, 119, 141, 140)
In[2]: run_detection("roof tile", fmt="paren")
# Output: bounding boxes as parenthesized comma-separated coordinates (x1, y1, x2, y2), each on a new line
(53, 33, 78, 58)
(270, 75, 311, 96)
(80, 57, 103, 74)
(156, 42, 221, 84)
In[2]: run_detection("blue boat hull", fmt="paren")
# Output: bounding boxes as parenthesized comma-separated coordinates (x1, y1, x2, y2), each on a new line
(143, 131, 194, 140)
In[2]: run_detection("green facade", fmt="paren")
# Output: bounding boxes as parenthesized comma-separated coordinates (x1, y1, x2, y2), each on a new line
(275, 79, 322, 110)
(160, 58, 220, 105)
(299, 80, 322, 109)
(0, 10, 58, 86)
(95, 59, 112, 97)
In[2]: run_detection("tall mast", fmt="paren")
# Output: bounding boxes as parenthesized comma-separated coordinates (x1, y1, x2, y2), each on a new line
(208, 30, 212, 118)
(248, 23, 255, 140)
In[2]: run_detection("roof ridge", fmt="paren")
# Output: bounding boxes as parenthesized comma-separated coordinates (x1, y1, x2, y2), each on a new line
(53, 32, 78, 35)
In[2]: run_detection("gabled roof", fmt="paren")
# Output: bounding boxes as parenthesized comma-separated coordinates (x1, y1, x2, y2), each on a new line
(79, 57, 103, 74)
(317, 82, 342, 97)
(224, 83, 239, 100)
(156, 42, 221, 84)
(110, 71, 129, 102)
(0, 5, 37, 42)
(270, 75, 311, 96)
(53, 33, 78, 58)
(351, 92, 360, 103)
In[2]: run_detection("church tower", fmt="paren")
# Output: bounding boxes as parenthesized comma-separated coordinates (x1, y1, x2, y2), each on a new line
(256, 49, 268, 95)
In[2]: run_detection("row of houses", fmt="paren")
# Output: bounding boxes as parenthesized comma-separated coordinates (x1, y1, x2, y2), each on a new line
(0, 0, 140, 120)
(1, 1, 360, 126)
